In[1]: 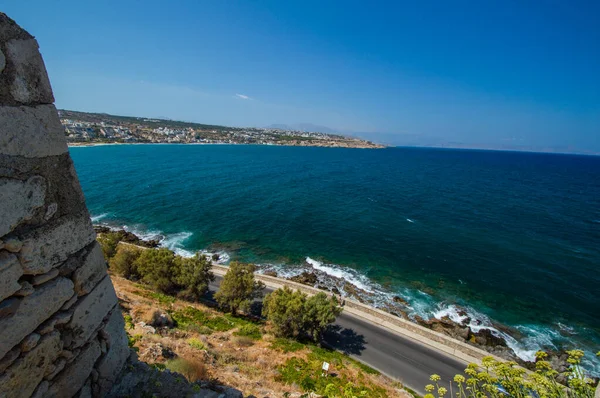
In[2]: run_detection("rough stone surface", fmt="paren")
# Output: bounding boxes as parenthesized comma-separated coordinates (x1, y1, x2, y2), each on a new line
(0, 13, 131, 398)
(0, 331, 62, 398)
(0, 105, 67, 158)
(0, 47, 5, 73)
(3, 238, 23, 252)
(66, 275, 118, 348)
(0, 296, 21, 317)
(0, 347, 20, 372)
(31, 267, 59, 285)
(44, 357, 66, 380)
(78, 379, 92, 398)
(0, 277, 73, 359)
(18, 214, 96, 275)
(30, 380, 49, 398)
(96, 308, 130, 393)
(73, 241, 107, 296)
(4, 38, 54, 104)
(20, 332, 41, 352)
(46, 340, 101, 398)
(0, 251, 22, 301)
(0, 176, 46, 237)
(14, 281, 34, 297)
(61, 293, 78, 310)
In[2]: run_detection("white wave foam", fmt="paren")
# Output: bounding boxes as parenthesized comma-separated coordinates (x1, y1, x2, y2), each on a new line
(306, 257, 374, 293)
(90, 213, 109, 223)
(160, 231, 194, 257)
(406, 218, 415, 223)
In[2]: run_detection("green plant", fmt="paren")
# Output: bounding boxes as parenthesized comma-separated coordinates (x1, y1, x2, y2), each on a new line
(97, 231, 122, 259)
(109, 245, 141, 278)
(123, 313, 135, 330)
(165, 358, 208, 382)
(263, 286, 341, 341)
(214, 261, 265, 314)
(134, 248, 179, 294)
(270, 338, 306, 353)
(174, 254, 214, 301)
(188, 338, 206, 350)
(424, 351, 600, 398)
(234, 324, 262, 340)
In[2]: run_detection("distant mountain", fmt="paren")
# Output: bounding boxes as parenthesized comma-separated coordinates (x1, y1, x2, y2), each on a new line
(265, 123, 339, 134)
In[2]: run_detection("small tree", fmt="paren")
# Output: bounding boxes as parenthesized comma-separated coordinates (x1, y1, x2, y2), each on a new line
(97, 232, 122, 259)
(262, 286, 306, 338)
(174, 253, 215, 301)
(134, 248, 178, 294)
(263, 286, 341, 341)
(215, 261, 264, 314)
(303, 292, 342, 341)
(109, 245, 141, 279)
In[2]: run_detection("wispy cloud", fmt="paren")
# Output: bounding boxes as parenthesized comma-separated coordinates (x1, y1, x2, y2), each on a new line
(235, 93, 251, 100)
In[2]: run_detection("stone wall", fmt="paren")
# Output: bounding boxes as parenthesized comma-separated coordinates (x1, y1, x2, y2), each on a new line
(0, 13, 129, 398)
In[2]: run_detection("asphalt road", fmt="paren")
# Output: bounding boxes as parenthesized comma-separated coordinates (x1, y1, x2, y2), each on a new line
(208, 275, 466, 395)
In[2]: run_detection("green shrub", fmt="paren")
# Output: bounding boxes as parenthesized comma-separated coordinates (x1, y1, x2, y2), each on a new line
(214, 261, 265, 314)
(134, 248, 179, 294)
(263, 286, 341, 341)
(270, 338, 306, 353)
(165, 358, 208, 382)
(109, 245, 142, 279)
(234, 324, 262, 340)
(97, 231, 122, 259)
(174, 254, 214, 301)
(188, 338, 206, 350)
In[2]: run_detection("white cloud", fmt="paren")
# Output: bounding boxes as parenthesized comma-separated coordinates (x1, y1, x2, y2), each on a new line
(235, 93, 250, 100)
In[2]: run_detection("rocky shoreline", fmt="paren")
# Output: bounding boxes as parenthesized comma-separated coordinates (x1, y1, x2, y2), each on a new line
(265, 268, 577, 376)
(96, 226, 576, 378)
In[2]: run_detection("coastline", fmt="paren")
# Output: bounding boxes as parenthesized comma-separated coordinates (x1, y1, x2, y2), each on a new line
(68, 141, 386, 149)
(94, 224, 578, 375)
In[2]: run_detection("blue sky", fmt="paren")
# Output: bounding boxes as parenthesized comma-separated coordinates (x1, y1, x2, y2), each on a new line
(3, 1, 599, 150)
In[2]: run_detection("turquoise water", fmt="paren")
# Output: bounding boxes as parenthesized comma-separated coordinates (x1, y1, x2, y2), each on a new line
(70, 144, 600, 371)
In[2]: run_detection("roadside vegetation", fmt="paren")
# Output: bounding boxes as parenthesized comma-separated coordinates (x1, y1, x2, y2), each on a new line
(425, 351, 600, 398)
(100, 233, 409, 396)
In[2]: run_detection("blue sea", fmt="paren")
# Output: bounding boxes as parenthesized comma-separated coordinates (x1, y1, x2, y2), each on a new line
(70, 144, 600, 373)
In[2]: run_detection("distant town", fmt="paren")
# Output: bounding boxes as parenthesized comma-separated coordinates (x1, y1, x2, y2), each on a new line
(60, 110, 384, 149)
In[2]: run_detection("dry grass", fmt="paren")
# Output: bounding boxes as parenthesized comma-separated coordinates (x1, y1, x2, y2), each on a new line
(110, 274, 411, 397)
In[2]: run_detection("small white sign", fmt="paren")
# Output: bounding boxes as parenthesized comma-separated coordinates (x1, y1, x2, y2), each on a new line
(322, 362, 330, 371)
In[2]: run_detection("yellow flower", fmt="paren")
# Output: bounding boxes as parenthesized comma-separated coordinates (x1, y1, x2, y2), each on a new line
(453, 375, 465, 383)
(425, 384, 435, 392)
(430, 374, 441, 382)
(437, 387, 447, 396)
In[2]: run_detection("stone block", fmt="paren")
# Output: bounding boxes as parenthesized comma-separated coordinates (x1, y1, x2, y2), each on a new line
(20, 332, 40, 352)
(73, 241, 108, 296)
(0, 175, 45, 237)
(0, 251, 22, 301)
(61, 293, 78, 310)
(0, 48, 5, 73)
(0, 331, 62, 398)
(78, 379, 92, 398)
(46, 340, 101, 398)
(31, 380, 49, 398)
(0, 347, 19, 372)
(3, 238, 22, 252)
(15, 281, 34, 297)
(0, 277, 73, 359)
(3, 38, 54, 104)
(44, 357, 66, 380)
(0, 296, 21, 317)
(65, 276, 118, 348)
(96, 309, 130, 393)
(31, 267, 59, 285)
(18, 214, 96, 275)
(0, 104, 67, 158)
